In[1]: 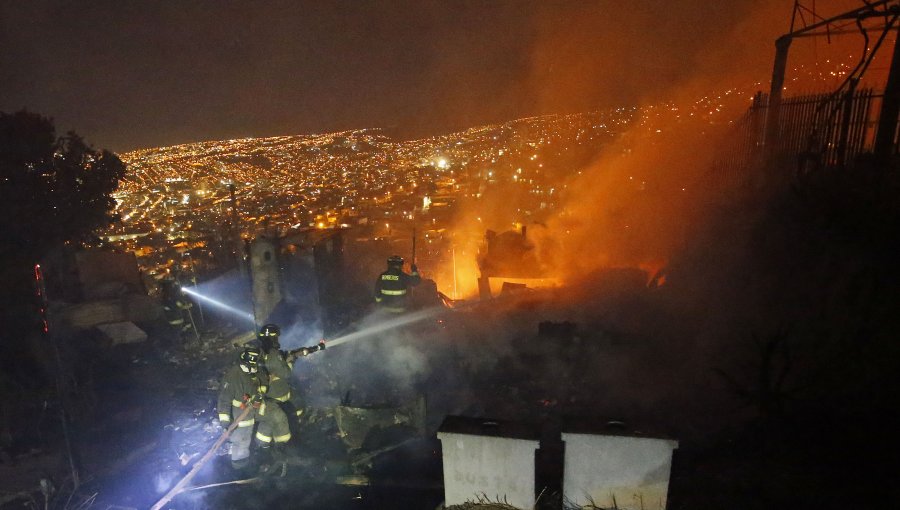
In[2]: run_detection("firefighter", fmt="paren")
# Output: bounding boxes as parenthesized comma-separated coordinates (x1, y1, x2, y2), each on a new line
(375, 255, 421, 313)
(160, 278, 195, 336)
(216, 343, 291, 474)
(257, 324, 324, 430)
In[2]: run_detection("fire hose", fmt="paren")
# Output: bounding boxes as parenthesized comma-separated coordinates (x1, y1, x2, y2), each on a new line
(149, 405, 253, 510)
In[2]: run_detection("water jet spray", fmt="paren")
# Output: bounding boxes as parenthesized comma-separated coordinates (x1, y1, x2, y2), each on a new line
(180, 287, 255, 324)
(324, 307, 444, 348)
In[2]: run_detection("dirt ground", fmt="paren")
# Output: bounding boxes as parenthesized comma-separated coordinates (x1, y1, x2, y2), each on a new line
(5, 278, 874, 510)
(4, 288, 667, 509)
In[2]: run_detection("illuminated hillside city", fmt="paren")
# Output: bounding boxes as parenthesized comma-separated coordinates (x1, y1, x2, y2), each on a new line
(105, 55, 855, 292)
(103, 88, 755, 282)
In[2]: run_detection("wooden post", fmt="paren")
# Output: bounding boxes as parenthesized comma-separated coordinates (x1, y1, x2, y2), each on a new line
(149, 406, 252, 510)
(836, 79, 859, 168)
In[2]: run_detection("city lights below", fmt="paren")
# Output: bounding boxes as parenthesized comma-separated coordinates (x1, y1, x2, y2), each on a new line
(103, 63, 857, 293)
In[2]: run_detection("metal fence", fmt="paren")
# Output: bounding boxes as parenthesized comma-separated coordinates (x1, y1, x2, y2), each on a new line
(713, 87, 891, 182)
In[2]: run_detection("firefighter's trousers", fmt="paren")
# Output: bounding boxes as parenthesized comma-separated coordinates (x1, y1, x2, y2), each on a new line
(229, 422, 254, 469)
(271, 393, 307, 442)
(255, 400, 291, 446)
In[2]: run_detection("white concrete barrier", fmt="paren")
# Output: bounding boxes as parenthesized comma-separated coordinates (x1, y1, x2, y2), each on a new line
(438, 416, 540, 509)
(562, 431, 678, 510)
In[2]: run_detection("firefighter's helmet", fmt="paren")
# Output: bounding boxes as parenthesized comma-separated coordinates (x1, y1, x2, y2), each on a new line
(239, 344, 261, 374)
(258, 323, 281, 352)
(260, 324, 280, 337)
(387, 255, 404, 268)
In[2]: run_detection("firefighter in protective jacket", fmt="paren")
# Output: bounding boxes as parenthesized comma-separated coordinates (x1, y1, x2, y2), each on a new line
(375, 255, 421, 313)
(257, 324, 324, 429)
(217, 343, 291, 472)
(160, 278, 193, 334)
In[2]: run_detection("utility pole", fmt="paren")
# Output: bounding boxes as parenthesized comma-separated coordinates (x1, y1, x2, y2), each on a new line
(875, 35, 900, 164)
(764, 0, 900, 165)
(227, 182, 246, 277)
(764, 35, 793, 158)
(411, 226, 417, 266)
(34, 264, 80, 490)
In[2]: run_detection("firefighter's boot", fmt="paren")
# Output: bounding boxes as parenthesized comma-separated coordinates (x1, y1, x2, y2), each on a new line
(270, 444, 288, 477)
(257, 445, 287, 477)
(231, 456, 257, 479)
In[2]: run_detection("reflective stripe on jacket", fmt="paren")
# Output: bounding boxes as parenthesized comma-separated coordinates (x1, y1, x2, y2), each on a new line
(263, 351, 293, 402)
(374, 267, 420, 310)
(216, 364, 268, 426)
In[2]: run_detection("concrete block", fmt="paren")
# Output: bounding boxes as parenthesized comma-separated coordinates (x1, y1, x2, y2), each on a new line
(122, 293, 163, 322)
(75, 250, 143, 299)
(57, 299, 126, 329)
(56, 295, 161, 330)
(95, 321, 148, 345)
(335, 396, 426, 450)
(438, 416, 540, 509)
(562, 431, 678, 510)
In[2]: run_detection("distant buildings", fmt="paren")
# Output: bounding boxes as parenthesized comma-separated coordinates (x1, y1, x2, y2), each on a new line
(104, 95, 746, 287)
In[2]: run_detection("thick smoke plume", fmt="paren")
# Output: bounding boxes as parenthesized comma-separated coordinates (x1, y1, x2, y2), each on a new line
(432, 0, 883, 296)
(280, 0, 894, 439)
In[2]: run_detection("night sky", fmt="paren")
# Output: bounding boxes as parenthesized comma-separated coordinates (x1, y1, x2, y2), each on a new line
(1, 1, 829, 151)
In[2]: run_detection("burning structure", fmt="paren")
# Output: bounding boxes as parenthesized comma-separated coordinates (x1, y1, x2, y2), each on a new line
(477, 226, 560, 299)
(243, 228, 347, 329)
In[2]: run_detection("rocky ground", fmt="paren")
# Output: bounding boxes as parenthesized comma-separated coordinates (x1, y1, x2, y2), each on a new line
(5, 276, 850, 510)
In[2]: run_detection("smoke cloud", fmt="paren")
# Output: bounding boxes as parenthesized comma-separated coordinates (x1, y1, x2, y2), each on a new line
(378, 1, 896, 436)
(430, 0, 884, 296)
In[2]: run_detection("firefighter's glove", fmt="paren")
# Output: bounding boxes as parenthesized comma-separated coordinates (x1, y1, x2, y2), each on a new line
(318, 339, 326, 351)
(241, 393, 263, 409)
(250, 393, 264, 409)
